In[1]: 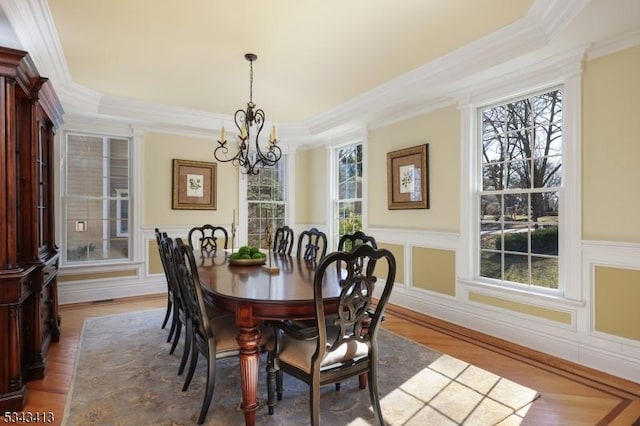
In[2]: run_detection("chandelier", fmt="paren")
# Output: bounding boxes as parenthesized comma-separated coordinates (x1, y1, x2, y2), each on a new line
(214, 53, 282, 175)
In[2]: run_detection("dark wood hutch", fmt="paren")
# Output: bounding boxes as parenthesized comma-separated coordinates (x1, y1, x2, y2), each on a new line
(0, 46, 64, 411)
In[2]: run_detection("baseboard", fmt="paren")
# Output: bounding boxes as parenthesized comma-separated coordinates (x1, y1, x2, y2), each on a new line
(58, 278, 166, 305)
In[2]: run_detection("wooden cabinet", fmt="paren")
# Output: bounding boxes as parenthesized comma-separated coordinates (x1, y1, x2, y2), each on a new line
(0, 46, 63, 412)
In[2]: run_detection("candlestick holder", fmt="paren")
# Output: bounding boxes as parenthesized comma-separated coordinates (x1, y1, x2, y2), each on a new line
(261, 220, 279, 274)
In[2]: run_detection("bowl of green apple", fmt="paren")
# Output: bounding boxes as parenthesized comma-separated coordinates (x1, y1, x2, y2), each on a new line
(228, 246, 267, 266)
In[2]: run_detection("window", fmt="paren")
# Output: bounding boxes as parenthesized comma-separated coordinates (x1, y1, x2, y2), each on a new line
(478, 89, 562, 290)
(334, 143, 363, 248)
(246, 158, 286, 248)
(63, 133, 131, 263)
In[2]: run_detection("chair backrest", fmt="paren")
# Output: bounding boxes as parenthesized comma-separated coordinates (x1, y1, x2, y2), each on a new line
(188, 225, 229, 257)
(273, 225, 294, 255)
(296, 227, 327, 262)
(157, 232, 185, 311)
(312, 245, 396, 365)
(338, 231, 377, 252)
(173, 237, 210, 342)
(155, 228, 169, 274)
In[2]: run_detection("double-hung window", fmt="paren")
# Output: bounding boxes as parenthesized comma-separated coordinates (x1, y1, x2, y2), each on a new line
(246, 158, 286, 248)
(478, 88, 562, 290)
(63, 132, 131, 263)
(334, 143, 363, 248)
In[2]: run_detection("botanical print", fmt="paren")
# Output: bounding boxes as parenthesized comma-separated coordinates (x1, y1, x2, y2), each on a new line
(399, 165, 414, 193)
(186, 174, 204, 197)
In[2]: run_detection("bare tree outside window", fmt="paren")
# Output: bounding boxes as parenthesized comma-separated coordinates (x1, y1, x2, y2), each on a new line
(479, 89, 562, 289)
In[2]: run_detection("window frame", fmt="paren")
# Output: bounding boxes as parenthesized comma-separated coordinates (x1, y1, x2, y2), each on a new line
(477, 87, 562, 292)
(244, 155, 288, 249)
(328, 134, 367, 250)
(458, 71, 582, 302)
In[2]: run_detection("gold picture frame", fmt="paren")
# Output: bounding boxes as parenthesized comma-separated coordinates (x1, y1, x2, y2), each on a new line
(387, 144, 429, 210)
(172, 159, 217, 210)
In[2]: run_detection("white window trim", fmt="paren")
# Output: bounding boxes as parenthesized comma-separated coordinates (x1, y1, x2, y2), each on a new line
(458, 67, 582, 304)
(57, 117, 138, 268)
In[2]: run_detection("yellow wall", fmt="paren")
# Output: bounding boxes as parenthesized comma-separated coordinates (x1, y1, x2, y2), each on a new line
(583, 45, 640, 241)
(304, 146, 327, 225)
(468, 293, 572, 324)
(412, 247, 456, 296)
(376, 242, 405, 285)
(148, 240, 164, 275)
(295, 149, 311, 224)
(58, 269, 138, 283)
(595, 266, 640, 341)
(368, 106, 460, 232)
(143, 131, 239, 227)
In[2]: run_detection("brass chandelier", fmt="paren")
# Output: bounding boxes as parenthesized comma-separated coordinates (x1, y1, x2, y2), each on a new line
(214, 53, 282, 175)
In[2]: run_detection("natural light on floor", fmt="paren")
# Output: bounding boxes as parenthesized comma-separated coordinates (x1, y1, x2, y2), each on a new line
(347, 354, 538, 425)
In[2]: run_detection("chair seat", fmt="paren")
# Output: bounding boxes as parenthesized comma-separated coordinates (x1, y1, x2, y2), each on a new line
(204, 313, 276, 353)
(278, 331, 369, 374)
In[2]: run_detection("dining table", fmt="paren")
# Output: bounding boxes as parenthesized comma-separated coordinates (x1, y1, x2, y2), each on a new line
(196, 251, 343, 426)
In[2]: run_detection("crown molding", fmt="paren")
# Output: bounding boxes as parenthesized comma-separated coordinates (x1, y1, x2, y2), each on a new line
(0, 0, 70, 86)
(586, 29, 640, 60)
(3, 0, 636, 145)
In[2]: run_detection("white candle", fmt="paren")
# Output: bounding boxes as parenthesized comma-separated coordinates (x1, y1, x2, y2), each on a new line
(220, 126, 225, 141)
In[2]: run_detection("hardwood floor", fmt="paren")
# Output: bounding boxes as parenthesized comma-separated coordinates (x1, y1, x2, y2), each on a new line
(19, 295, 640, 425)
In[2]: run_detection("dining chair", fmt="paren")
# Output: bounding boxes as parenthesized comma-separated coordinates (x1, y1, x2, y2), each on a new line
(338, 231, 378, 276)
(174, 238, 274, 424)
(296, 227, 327, 262)
(157, 232, 191, 375)
(266, 244, 396, 425)
(338, 230, 377, 252)
(154, 228, 174, 331)
(273, 225, 295, 255)
(188, 224, 229, 258)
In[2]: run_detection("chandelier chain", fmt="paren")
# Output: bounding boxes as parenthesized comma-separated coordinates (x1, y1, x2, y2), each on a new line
(249, 58, 253, 104)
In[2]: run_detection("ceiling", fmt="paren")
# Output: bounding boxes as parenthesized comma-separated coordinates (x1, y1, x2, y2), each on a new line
(1, 0, 639, 138)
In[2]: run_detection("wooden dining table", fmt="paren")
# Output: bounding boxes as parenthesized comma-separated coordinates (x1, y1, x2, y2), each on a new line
(196, 252, 342, 426)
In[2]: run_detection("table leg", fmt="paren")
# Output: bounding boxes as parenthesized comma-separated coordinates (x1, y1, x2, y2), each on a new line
(237, 324, 261, 426)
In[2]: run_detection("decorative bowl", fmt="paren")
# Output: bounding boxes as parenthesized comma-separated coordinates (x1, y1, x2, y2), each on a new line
(228, 257, 267, 266)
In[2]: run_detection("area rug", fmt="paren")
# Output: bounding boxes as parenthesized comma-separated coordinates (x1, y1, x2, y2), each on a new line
(62, 309, 539, 425)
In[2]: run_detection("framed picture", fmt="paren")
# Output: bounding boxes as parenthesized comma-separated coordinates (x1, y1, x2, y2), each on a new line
(172, 159, 217, 210)
(387, 144, 429, 210)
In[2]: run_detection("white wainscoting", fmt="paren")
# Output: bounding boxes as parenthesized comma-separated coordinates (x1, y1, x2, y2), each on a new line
(368, 227, 640, 384)
(58, 225, 640, 383)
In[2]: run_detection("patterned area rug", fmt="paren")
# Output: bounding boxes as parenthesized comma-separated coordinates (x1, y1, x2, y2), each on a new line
(62, 309, 539, 425)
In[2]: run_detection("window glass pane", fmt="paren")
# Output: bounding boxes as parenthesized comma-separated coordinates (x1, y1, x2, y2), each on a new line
(505, 160, 531, 189)
(480, 194, 502, 221)
(480, 251, 501, 279)
(531, 256, 559, 289)
(504, 253, 529, 285)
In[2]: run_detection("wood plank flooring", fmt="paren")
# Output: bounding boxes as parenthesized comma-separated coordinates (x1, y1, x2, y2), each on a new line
(17, 295, 640, 425)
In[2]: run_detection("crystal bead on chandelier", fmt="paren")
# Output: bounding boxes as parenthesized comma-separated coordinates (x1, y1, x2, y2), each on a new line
(214, 53, 282, 175)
